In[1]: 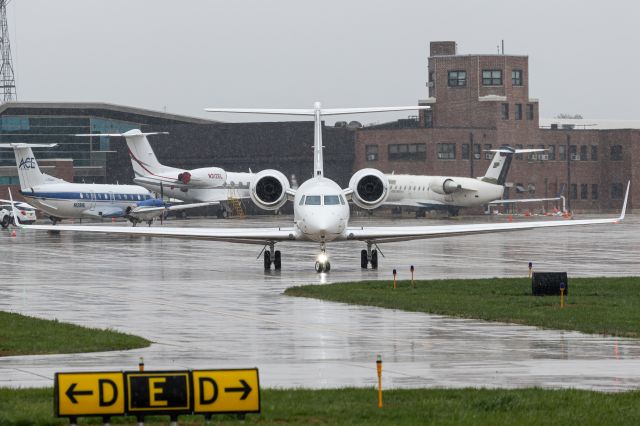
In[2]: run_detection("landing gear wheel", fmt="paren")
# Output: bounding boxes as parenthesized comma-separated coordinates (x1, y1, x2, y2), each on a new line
(324, 261, 330, 272)
(315, 261, 324, 273)
(274, 250, 281, 270)
(221, 209, 229, 219)
(360, 250, 368, 269)
(1, 216, 9, 229)
(264, 251, 271, 270)
(147, 220, 153, 227)
(371, 250, 378, 269)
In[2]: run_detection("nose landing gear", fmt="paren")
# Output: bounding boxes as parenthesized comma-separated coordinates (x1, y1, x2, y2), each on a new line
(315, 241, 330, 273)
(360, 241, 379, 269)
(262, 241, 282, 270)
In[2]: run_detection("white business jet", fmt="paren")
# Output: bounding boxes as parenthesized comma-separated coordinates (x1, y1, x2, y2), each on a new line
(385, 147, 546, 216)
(0, 143, 210, 225)
(13, 102, 629, 273)
(76, 130, 252, 218)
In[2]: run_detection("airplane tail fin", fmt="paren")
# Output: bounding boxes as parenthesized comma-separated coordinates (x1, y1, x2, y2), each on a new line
(76, 129, 168, 178)
(0, 143, 57, 190)
(481, 147, 546, 186)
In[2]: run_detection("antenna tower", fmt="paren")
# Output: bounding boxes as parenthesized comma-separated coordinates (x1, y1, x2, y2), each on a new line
(0, 0, 16, 102)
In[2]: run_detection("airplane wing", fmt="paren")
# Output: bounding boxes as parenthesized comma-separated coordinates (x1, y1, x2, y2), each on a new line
(82, 207, 125, 219)
(18, 224, 297, 245)
(489, 197, 561, 204)
(130, 201, 218, 215)
(384, 199, 449, 208)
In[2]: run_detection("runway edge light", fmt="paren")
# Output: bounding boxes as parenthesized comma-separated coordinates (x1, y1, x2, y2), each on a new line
(393, 269, 397, 289)
(376, 355, 383, 408)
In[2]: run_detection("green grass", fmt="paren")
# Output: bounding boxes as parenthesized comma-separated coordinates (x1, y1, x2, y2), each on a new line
(1, 387, 640, 425)
(0, 311, 150, 356)
(285, 277, 640, 337)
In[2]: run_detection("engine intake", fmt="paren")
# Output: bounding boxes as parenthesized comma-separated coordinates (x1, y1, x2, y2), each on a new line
(349, 168, 389, 209)
(250, 169, 290, 210)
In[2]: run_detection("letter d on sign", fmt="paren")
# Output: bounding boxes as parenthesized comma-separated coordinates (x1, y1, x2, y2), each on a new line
(98, 379, 118, 407)
(199, 377, 219, 405)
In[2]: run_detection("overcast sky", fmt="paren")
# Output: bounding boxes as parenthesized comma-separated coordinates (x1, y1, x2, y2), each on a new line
(8, 0, 640, 124)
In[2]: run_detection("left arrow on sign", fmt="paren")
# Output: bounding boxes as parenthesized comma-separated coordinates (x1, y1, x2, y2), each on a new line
(224, 379, 252, 400)
(66, 383, 93, 403)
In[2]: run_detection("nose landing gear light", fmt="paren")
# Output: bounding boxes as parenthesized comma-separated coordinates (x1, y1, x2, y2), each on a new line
(315, 252, 330, 273)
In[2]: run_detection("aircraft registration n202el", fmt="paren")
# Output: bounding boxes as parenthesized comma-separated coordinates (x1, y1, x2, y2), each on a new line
(13, 102, 629, 272)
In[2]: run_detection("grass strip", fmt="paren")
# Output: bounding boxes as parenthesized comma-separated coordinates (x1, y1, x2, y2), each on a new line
(0, 311, 150, 356)
(1, 387, 640, 425)
(285, 277, 640, 337)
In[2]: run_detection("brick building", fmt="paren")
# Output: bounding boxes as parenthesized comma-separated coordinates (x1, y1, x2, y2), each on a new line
(354, 41, 637, 213)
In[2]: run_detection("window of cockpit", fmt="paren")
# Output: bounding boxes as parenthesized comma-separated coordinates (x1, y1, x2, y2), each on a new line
(324, 195, 340, 205)
(339, 195, 345, 205)
(305, 195, 321, 205)
(299, 196, 306, 206)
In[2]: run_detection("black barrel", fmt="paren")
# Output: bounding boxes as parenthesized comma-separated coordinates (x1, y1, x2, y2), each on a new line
(532, 272, 568, 296)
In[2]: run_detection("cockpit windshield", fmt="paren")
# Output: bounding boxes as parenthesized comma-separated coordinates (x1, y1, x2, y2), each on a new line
(305, 195, 321, 205)
(324, 195, 340, 205)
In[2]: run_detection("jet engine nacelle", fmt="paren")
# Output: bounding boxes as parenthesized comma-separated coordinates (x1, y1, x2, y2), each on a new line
(250, 169, 290, 211)
(177, 167, 227, 188)
(430, 178, 461, 195)
(349, 168, 389, 209)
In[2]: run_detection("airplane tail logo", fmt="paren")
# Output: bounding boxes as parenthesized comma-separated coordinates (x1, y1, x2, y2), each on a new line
(0, 144, 55, 190)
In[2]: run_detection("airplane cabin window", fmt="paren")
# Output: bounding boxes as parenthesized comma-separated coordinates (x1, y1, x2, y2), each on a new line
(324, 195, 340, 205)
(299, 196, 306, 206)
(305, 195, 321, 205)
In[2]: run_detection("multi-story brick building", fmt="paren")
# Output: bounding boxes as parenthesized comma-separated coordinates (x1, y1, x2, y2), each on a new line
(354, 41, 638, 213)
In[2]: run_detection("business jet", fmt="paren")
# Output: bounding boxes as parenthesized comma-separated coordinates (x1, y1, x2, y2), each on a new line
(77, 130, 252, 218)
(0, 143, 211, 225)
(12, 102, 629, 273)
(385, 147, 546, 216)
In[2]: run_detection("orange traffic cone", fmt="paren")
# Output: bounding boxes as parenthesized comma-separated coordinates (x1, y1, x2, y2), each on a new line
(10, 230, 16, 237)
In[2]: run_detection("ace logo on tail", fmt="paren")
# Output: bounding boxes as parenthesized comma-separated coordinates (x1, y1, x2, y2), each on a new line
(18, 157, 36, 169)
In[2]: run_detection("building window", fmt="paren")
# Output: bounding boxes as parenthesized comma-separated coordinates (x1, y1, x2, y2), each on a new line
(365, 145, 378, 161)
(462, 143, 470, 160)
(515, 144, 524, 160)
(501, 103, 509, 120)
(526, 104, 534, 120)
(515, 183, 525, 193)
(580, 184, 588, 200)
(547, 145, 555, 160)
(388, 143, 426, 161)
(424, 110, 433, 128)
(580, 145, 588, 161)
(448, 70, 467, 87)
(569, 145, 577, 160)
(482, 144, 492, 160)
(515, 104, 522, 120)
(482, 70, 502, 86)
(610, 145, 623, 161)
(570, 184, 578, 200)
(528, 183, 536, 194)
(592, 184, 599, 200)
(437, 143, 456, 160)
(473, 144, 481, 159)
(591, 145, 598, 161)
(611, 183, 624, 199)
(512, 69, 523, 86)
(559, 145, 567, 161)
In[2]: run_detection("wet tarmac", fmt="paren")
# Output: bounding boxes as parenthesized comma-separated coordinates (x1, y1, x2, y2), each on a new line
(1, 214, 640, 391)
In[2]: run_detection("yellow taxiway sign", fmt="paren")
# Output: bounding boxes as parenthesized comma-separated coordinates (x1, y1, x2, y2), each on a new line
(193, 369, 260, 414)
(55, 372, 125, 417)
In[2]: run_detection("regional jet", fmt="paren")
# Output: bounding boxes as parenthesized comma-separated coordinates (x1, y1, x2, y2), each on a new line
(12, 103, 629, 272)
(77, 130, 252, 218)
(385, 147, 546, 217)
(0, 143, 212, 225)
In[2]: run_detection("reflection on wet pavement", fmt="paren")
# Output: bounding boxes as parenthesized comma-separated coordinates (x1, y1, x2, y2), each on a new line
(1, 214, 639, 391)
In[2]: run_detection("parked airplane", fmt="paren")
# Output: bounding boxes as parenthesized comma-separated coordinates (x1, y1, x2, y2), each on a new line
(77, 130, 252, 218)
(0, 143, 210, 225)
(385, 147, 545, 217)
(13, 103, 629, 272)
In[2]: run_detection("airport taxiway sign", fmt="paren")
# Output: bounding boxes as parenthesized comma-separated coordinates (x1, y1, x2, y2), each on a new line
(192, 369, 260, 414)
(125, 371, 191, 415)
(55, 372, 125, 417)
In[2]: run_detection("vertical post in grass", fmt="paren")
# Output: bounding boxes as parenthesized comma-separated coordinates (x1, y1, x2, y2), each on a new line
(376, 355, 383, 408)
(560, 282, 565, 308)
(138, 357, 144, 371)
(393, 269, 397, 289)
(410, 265, 415, 289)
(528, 262, 533, 278)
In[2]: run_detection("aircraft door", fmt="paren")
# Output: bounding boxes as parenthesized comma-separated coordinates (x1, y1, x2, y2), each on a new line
(89, 190, 96, 211)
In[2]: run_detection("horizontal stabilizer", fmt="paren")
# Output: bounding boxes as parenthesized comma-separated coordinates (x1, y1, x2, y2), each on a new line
(0, 143, 57, 148)
(75, 129, 169, 138)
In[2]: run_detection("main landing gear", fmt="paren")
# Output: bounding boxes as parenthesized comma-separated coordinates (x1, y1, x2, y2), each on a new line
(314, 242, 330, 273)
(263, 241, 281, 270)
(361, 241, 379, 269)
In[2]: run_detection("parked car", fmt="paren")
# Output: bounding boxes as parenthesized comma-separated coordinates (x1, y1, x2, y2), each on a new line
(0, 203, 37, 228)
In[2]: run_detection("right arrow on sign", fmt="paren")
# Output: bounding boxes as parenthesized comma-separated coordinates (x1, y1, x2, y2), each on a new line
(225, 379, 252, 400)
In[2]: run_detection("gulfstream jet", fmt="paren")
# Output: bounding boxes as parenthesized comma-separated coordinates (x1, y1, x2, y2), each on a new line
(15, 103, 629, 272)
(0, 143, 211, 225)
(77, 130, 252, 218)
(384, 147, 545, 216)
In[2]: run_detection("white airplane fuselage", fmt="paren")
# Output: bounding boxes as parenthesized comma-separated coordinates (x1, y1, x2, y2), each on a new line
(386, 174, 504, 208)
(293, 177, 350, 242)
(21, 182, 150, 219)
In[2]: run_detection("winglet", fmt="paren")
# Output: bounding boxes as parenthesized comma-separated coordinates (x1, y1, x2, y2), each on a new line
(7, 188, 23, 229)
(618, 181, 630, 222)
